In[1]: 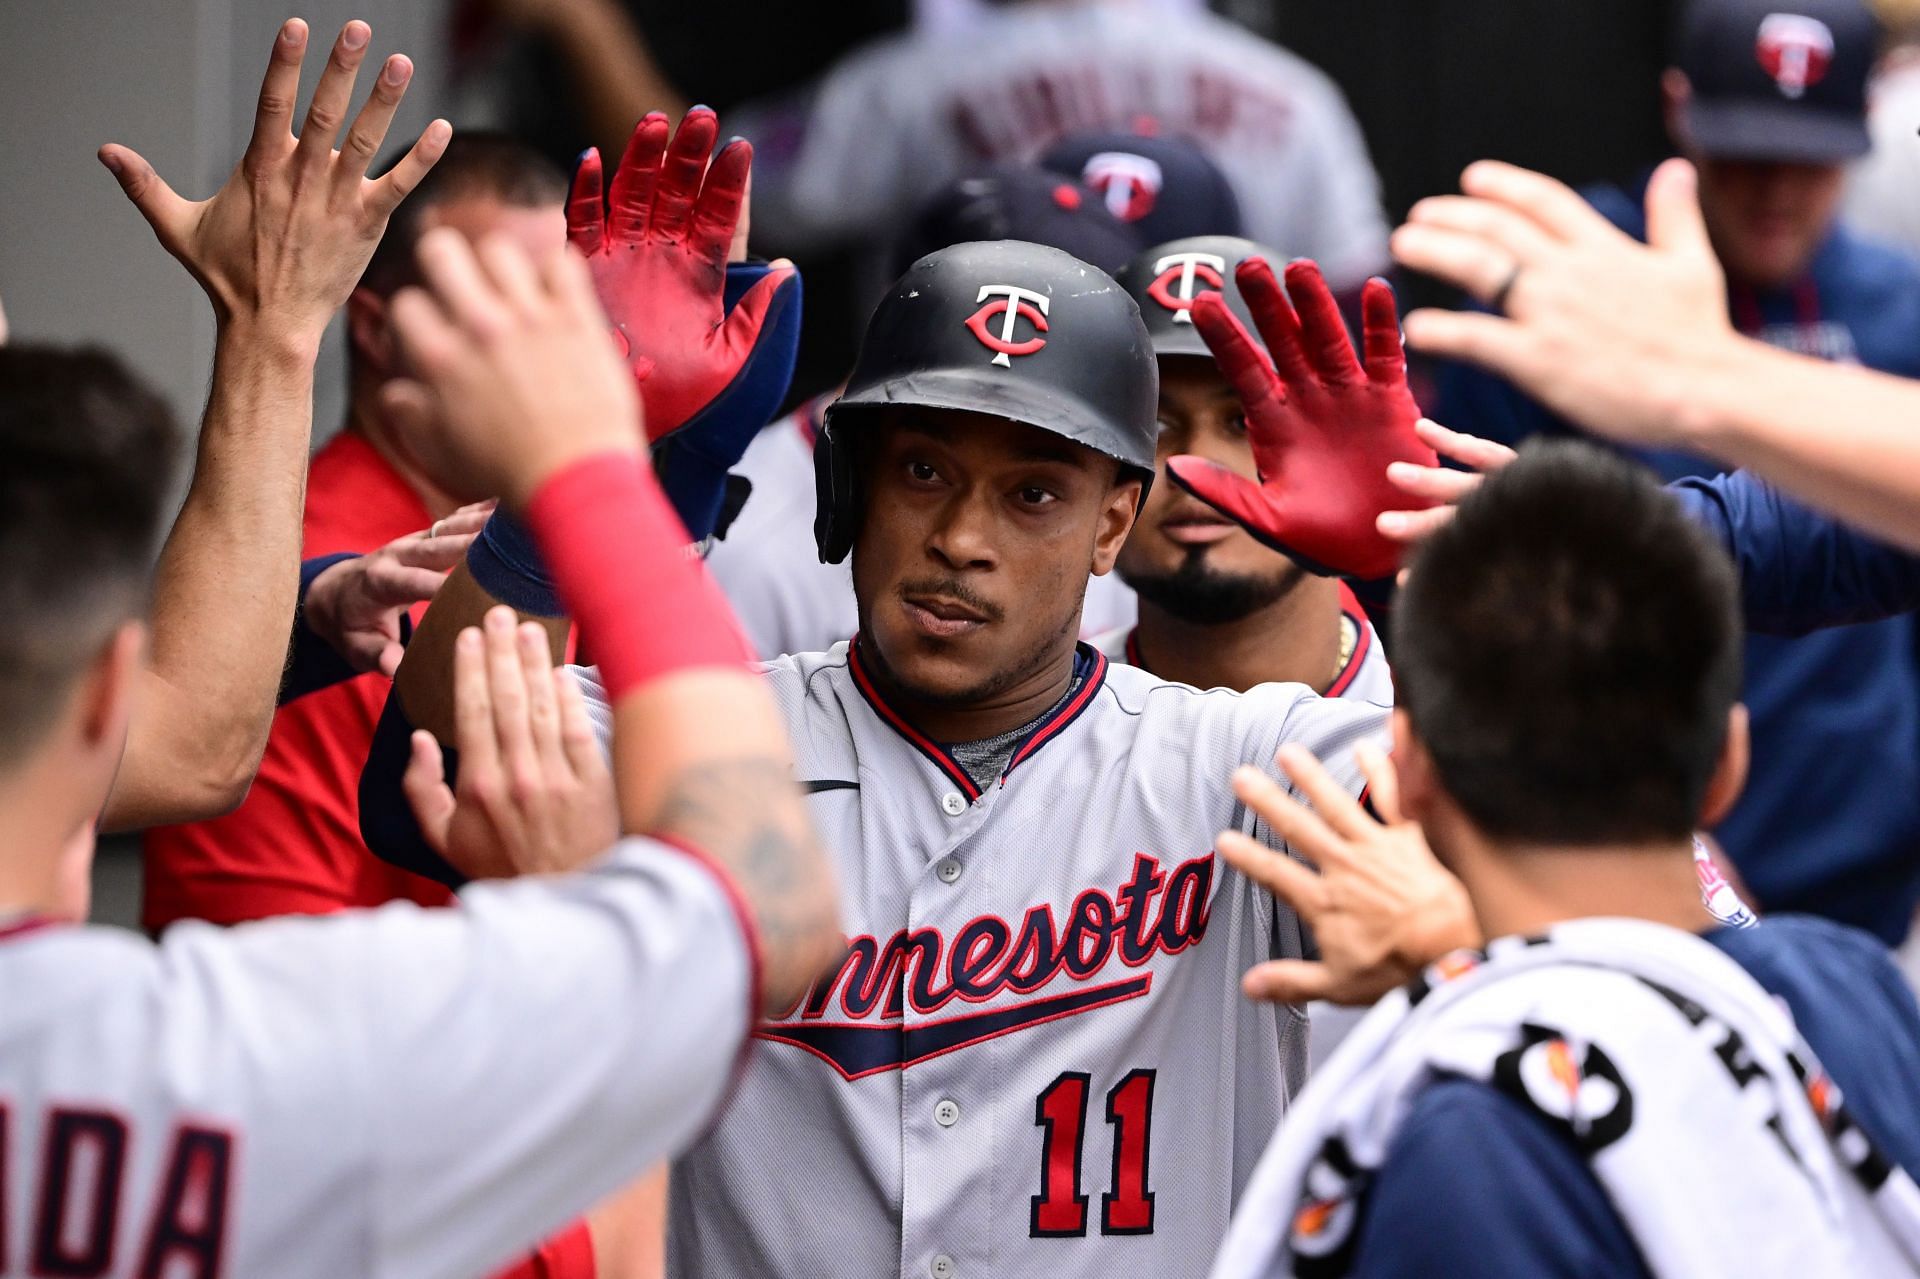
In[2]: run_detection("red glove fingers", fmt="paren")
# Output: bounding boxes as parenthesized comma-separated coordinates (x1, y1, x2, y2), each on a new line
(1235, 257, 1316, 389)
(689, 138, 752, 265)
(1361, 277, 1408, 383)
(1189, 291, 1290, 484)
(648, 107, 717, 243)
(607, 112, 671, 241)
(567, 149, 605, 257)
(1283, 260, 1364, 387)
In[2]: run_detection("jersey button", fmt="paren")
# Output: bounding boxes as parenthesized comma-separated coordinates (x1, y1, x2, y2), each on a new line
(934, 1098, 960, 1127)
(931, 1255, 956, 1279)
(935, 857, 963, 884)
(940, 791, 968, 816)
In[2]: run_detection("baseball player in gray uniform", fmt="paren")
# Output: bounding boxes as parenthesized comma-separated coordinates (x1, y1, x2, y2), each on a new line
(1093, 236, 1393, 707)
(374, 234, 1449, 1277)
(0, 216, 839, 1277)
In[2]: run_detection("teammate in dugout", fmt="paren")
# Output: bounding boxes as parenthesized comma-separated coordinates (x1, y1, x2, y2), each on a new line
(1096, 235, 1390, 706)
(359, 111, 1471, 1275)
(0, 162, 843, 1279)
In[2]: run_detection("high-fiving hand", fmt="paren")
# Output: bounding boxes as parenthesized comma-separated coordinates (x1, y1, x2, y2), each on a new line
(1218, 743, 1479, 1007)
(1391, 159, 1743, 450)
(384, 229, 641, 506)
(1166, 261, 1438, 582)
(100, 17, 449, 351)
(304, 502, 494, 677)
(403, 606, 617, 880)
(568, 109, 797, 442)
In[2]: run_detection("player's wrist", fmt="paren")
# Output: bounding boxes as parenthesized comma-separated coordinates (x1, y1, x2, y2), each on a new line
(507, 434, 644, 513)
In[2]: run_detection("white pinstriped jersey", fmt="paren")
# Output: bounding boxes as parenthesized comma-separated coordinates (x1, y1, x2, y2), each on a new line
(572, 641, 1389, 1278)
(0, 840, 752, 1279)
(1091, 583, 1393, 708)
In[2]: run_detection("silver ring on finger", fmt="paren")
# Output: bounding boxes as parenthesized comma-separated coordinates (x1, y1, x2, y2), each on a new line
(429, 520, 444, 539)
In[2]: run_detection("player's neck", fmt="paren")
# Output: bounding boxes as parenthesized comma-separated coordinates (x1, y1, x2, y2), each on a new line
(875, 641, 1080, 744)
(1131, 574, 1342, 693)
(345, 393, 463, 520)
(0, 755, 97, 922)
(1441, 817, 1711, 941)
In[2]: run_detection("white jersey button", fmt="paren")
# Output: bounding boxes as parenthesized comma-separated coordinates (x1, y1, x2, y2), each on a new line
(931, 1255, 956, 1279)
(934, 1098, 960, 1127)
(935, 857, 963, 884)
(940, 791, 968, 816)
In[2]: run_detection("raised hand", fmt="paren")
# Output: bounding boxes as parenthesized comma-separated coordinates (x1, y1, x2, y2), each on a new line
(384, 229, 641, 506)
(567, 109, 797, 441)
(1391, 159, 1740, 451)
(1217, 743, 1479, 1007)
(304, 502, 494, 676)
(99, 17, 449, 352)
(1165, 260, 1438, 582)
(1376, 419, 1518, 547)
(404, 606, 617, 880)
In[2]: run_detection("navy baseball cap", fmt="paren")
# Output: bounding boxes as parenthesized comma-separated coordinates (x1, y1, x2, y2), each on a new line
(1039, 126, 1244, 243)
(1677, 0, 1878, 162)
(889, 164, 1145, 278)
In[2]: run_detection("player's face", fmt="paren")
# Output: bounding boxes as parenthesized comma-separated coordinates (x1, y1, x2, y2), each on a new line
(852, 409, 1139, 706)
(1116, 356, 1304, 624)
(1694, 158, 1844, 288)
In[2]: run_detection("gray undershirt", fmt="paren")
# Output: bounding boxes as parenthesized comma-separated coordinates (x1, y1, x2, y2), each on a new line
(947, 665, 1089, 789)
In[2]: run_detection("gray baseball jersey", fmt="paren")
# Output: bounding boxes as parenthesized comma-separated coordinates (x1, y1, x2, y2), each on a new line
(0, 839, 752, 1279)
(736, 0, 1389, 289)
(572, 640, 1389, 1278)
(1091, 583, 1393, 708)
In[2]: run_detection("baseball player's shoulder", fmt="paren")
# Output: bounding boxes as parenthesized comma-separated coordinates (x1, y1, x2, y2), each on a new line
(1099, 658, 1336, 750)
(1175, 10, 1357, 106)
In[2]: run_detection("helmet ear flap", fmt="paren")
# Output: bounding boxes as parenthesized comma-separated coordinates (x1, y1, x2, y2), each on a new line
(813, 421, 859, 565)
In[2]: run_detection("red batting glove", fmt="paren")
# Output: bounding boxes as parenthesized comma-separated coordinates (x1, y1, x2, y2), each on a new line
(567, 108, 795, 442)
(1165, 260, 1438, 582)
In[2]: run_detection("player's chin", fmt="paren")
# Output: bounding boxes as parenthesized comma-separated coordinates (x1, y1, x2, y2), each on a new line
(870, 612, 996, 699)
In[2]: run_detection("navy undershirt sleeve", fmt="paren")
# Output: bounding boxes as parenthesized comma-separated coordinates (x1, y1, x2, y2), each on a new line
(357, 688, 467, 889)
(1353, 1077, 1651, 1279)
(282, 553, 410, 704)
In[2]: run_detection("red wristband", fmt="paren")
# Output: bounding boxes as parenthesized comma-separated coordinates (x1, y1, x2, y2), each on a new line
(524, 452, 754, 699)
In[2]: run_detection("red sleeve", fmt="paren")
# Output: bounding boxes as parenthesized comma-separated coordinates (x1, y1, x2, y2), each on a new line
(488, 1219, 595, 1279)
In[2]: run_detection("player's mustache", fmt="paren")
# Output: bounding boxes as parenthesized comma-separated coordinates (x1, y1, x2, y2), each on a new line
(898, 577, 1004, 623)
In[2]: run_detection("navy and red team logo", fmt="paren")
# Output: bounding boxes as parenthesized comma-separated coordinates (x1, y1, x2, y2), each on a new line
(1146, 251, 1228, 325)
(1082, 151, 1165, 223)
(1755, 13, 1835, 99)
(966, 284, 1052, 367)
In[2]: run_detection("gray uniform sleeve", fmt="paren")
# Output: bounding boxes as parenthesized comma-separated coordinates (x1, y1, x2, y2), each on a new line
(156, 836, 755, 1279)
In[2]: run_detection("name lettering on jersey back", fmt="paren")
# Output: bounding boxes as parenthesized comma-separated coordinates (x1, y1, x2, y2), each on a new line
(759, 853, 1212, 1079)
(0, 1102, 233, 1277)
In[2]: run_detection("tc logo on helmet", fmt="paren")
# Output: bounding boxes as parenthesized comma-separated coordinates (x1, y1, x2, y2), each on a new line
(965, 285, 1051, 367)
(1755, 13, 1834, 99)
(1081, 151, 1164, 223)
(1147, 252, 1228, 325)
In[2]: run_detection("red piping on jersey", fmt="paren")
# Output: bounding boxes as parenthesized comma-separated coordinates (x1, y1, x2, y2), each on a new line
(848, 636, 983, 801)
(847, 636, 1109, 798)
(650, 832, 764, 1130)
(1004, 647, 1108, 778)
(1325, 583, 1373, 700)
(0, 916, 59, 943)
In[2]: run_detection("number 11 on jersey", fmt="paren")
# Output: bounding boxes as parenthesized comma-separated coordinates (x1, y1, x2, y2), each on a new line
(1030, 1068, 1157, 1237)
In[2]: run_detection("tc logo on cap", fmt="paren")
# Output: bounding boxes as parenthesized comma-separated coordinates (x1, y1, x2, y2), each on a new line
(1755, 13, 1835, 99)
(1147, 252, 1228, 325)
(1082, 151, 1164, 223)
(965, 285, 1051, 367)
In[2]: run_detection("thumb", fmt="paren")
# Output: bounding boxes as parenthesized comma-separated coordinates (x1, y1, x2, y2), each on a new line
(715, 264, 798, 360)
(1167, 455, 1284, 538)
(99, 144, 191, 247)
(566, 148, 606, 257)
(402, 730, 456, 854)
(1241, 959, 1335, 1005)
(1644, 157, 1712, 261)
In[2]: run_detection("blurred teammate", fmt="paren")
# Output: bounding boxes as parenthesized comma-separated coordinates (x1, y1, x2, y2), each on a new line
(733, 0, 1389, 292)
(1433, 0, 1920, 948)
(140, 129, 568, 932)
(1206, 444, 1920, 1279)
(0, 204, 839, 1279)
